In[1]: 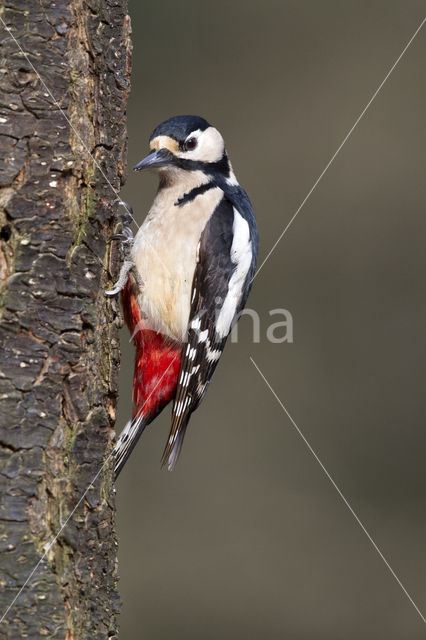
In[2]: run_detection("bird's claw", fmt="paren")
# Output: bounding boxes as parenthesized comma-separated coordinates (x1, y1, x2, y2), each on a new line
(105, 201, 136, 296)
(117, 200, 135, 227)
(105, 284, 122, 297)
(105, 259, 134, 296)
(111, 232, 132, 243)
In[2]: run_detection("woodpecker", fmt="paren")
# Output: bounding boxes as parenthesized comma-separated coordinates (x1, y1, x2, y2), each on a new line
(109, 115, 258, 475)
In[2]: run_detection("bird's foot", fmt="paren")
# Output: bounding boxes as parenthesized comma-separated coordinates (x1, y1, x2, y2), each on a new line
(105, 201, 135, 296)
(114, 201, 134, 249)
(105, 259, 135, 296)
(117, 200, 135, 229)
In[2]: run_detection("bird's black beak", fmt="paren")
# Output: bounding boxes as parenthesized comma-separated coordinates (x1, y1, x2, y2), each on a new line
(133, 148, 174, 171)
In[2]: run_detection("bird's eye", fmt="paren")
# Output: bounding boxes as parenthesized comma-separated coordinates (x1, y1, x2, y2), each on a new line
(184, 137, 197, 151)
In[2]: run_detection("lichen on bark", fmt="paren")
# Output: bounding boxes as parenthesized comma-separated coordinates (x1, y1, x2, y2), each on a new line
(0, 1, 131, 638)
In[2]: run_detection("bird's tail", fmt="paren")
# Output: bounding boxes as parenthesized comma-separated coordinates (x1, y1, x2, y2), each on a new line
(114, 413, 150, 479)
(160, 417, 189, 471)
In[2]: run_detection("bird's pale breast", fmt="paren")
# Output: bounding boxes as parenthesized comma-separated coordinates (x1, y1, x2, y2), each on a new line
(132, 173, 223, 341)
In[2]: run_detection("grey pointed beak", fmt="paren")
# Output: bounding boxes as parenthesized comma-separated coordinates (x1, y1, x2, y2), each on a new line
(133, 148, 174, 171)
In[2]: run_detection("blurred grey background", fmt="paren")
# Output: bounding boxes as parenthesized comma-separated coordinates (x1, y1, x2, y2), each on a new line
(117, 2, 426, 638)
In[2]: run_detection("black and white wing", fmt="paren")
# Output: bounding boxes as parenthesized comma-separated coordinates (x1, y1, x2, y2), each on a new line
(161, 193, 258, 469)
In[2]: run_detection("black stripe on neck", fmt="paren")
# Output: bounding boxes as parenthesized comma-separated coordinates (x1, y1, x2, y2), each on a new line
(175, 182, 215, 207)
(174, 152, 231, 178)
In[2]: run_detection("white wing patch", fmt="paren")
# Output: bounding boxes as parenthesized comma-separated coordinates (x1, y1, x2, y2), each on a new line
(190, 317, 201, 331)
(215, 209, 252, 338)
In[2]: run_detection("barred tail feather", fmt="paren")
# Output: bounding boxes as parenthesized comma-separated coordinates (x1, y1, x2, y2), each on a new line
(161, 418, 189, 471)
(114, 414, 150, 479)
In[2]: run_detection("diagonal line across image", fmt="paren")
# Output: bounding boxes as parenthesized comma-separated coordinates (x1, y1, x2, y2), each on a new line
(0, 9, 424, 631)
(0, 355, 180, 624)
(253, 16, 426, 281)
(250, 356, 426, 626)
(0, 16, 174, 280)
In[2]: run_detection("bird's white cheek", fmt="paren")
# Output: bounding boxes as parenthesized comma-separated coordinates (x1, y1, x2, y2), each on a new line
(179, 127, 225, 163)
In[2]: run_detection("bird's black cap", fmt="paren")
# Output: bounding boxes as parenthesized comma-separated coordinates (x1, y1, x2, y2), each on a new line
(150, 115, 211, 143)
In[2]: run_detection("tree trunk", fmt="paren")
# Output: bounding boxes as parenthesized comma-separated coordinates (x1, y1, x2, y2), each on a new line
(0, 1, 131, 638)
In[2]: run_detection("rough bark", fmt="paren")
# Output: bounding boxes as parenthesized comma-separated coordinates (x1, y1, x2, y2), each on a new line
(0, 1, 131, 638)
